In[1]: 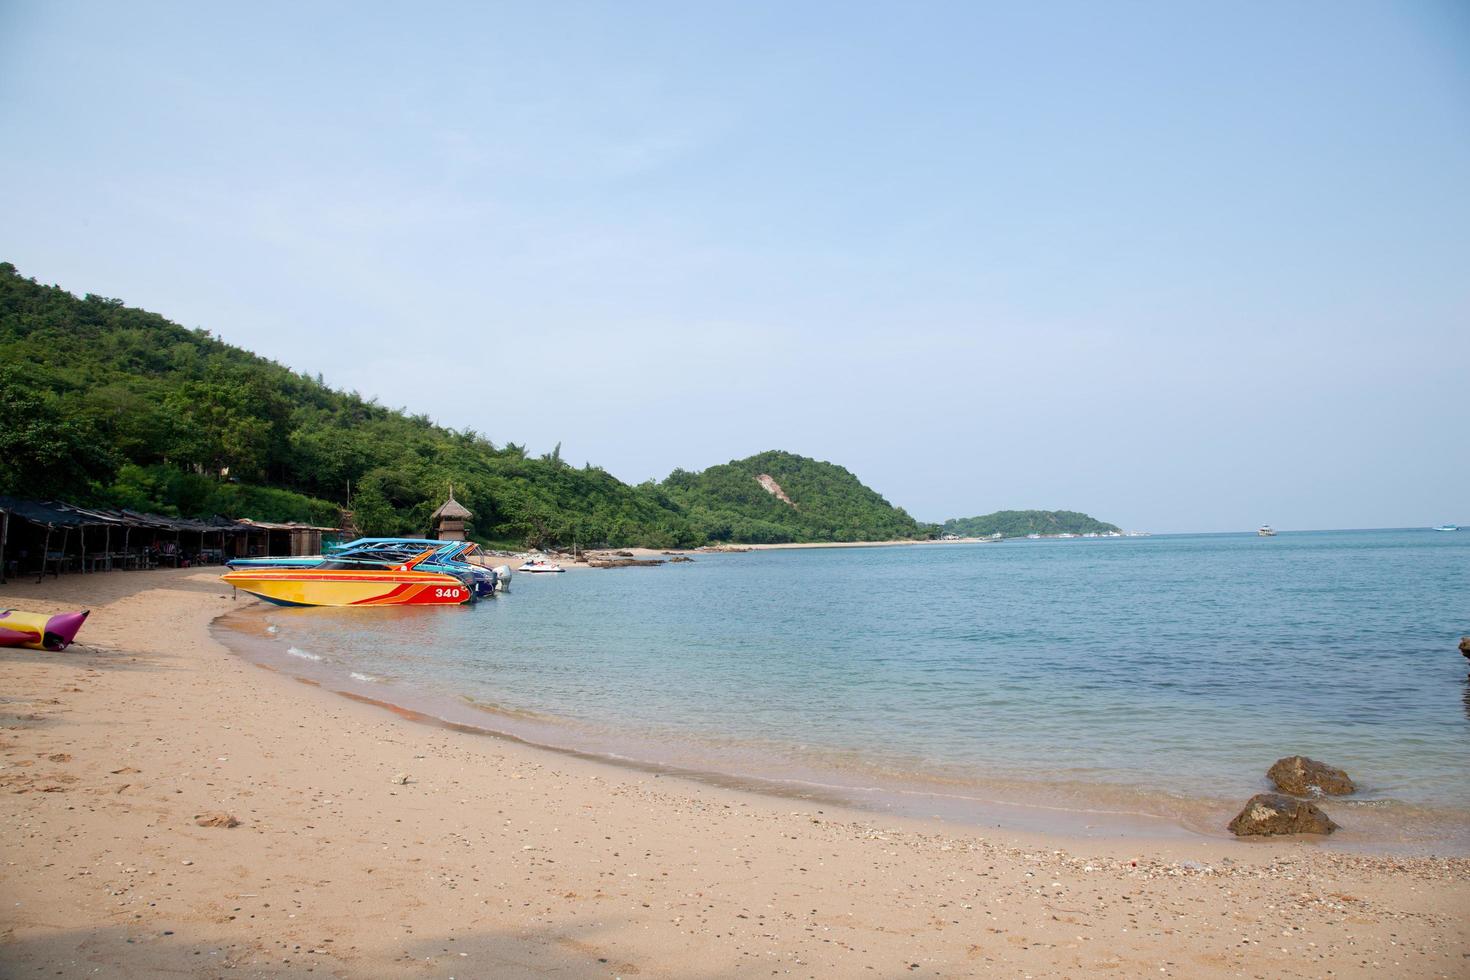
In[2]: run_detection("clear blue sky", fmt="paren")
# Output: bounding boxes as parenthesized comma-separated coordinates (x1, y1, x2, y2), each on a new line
(3, 1, 1467, 531)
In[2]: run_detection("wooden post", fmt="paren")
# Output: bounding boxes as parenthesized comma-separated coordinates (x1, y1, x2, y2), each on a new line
(36, 525, 51, 584)
(80, 524, 87, 574)
(0, 509, 8, 585)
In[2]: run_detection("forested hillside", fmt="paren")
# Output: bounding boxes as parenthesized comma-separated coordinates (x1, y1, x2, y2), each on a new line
(941, 510, 1120, 538)
(0, 263, 928, 547)
(662, 450, 929, 543)
(0, 262, 701, 546)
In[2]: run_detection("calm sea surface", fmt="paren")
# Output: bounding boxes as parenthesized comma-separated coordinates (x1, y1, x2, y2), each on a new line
(220, 529, 1470, 845)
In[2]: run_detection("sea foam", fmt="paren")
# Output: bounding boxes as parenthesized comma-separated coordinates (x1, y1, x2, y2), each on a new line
(285, 646, 322, 662)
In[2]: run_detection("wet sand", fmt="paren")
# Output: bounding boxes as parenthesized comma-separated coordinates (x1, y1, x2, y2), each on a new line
(2, 568, 1467, 977)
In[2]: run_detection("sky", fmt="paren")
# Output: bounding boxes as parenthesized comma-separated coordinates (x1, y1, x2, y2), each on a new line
(2, 1, 1467, 532)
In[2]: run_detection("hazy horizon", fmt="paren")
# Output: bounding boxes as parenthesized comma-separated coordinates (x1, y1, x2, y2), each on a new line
(3, 2, 1466, 533)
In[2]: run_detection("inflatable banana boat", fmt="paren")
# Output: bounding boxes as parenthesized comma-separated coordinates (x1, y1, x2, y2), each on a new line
(0, 609, 90, 651)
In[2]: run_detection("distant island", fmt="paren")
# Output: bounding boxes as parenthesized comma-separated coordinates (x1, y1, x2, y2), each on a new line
(941, 510, 1121, 539)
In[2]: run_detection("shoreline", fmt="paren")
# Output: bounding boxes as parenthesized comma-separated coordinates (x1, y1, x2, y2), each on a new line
(3, 568, 1467, 976)
(212, 600, 1470, 856)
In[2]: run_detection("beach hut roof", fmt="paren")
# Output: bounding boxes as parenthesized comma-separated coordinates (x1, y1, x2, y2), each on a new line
(0, 496, 90, 527)
(432, 492, 472, 520)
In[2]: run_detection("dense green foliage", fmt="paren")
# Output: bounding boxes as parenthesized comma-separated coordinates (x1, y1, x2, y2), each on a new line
(0, 262, 701, 544)
(941, 510, 1120, 538)
(662, 450, 930, 543)
(1, 264, 928, 547)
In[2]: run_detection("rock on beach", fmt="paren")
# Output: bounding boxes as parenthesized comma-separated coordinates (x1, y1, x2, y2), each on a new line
(193, 812, 240, 828)
(1267, 755, 1355, 796)
(1228, 793, 1338, 836)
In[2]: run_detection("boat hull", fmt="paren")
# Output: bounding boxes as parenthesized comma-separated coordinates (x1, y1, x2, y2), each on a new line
(221, 570, 473, 607)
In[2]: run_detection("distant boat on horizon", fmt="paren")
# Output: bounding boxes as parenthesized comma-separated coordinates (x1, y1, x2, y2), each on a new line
(1432, 524, 1459, 532)
(1257, 525, 1277, 536)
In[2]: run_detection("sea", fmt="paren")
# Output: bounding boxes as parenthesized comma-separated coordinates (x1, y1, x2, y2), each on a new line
(216, 528, 1470, 851)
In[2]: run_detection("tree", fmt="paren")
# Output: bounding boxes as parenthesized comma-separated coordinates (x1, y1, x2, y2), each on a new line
(0, 366, 117, 498)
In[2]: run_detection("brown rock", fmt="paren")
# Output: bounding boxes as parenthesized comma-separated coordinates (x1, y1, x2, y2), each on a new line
(194, 812, 240, 828)
(1228, 793, 1337, 836)
(47, 753, 71, 763)
(1267, 755, 1355, 796)
(669, 556, 694, 563)
(1460, 636, 1470, 659)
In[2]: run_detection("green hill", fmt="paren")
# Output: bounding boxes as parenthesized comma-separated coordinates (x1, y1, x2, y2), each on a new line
(0, 261, 698, 548)
(662, 450, 930, 543)
(941, 510, 1120, 538)
(0, 263, 933, 549)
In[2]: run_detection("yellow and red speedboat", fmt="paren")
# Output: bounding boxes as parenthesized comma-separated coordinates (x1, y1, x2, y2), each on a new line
(221, 550, 473, 607)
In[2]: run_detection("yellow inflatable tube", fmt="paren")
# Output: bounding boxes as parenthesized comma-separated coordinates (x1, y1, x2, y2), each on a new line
(0, 609, 90, 651)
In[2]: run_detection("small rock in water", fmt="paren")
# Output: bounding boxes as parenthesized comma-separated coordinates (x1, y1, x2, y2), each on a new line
(1267, 755, 1355, 796)
(1228, 793, 1338, 836)
(194, 812, 241, 828)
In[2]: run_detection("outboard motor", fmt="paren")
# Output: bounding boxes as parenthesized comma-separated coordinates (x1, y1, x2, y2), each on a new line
(493, 565, 512, 592)
(467, 567, 497, 598)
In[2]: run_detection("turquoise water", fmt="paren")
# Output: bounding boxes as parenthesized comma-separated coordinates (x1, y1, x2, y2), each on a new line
(224, 529, 1470, 840)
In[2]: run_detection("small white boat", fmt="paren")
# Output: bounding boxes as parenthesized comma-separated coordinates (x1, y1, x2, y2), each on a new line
(1258, 525, 1277, 537)
(1432, 524, 1458, 532)
(517, 558, 565, 574)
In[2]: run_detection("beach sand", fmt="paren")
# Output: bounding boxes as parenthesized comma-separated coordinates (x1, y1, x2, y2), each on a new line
(1, 569, 1466, 977)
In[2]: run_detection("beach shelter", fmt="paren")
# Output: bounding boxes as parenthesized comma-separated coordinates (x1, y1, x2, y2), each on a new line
(0, 496, 92, 582)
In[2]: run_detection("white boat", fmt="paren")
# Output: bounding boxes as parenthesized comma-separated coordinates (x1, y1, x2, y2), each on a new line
(1258, 525, 1277, 536)
(517, 558, 565, 573)
(1432, 524, 1458, 532)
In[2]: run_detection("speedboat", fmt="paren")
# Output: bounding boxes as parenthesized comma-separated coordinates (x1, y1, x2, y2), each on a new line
(1258, 525, 1277, 536)
(228, 538, 498, 597)
(517, 558, 565, 574)
(222, 549, 474, 607)
(1432, 524, 1458, 532)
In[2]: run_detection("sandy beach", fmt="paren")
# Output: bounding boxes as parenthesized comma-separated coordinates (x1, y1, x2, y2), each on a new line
(2, 569, 1467, 978)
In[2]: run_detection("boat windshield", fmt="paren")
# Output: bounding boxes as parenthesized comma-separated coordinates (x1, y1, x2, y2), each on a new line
(314, 558, 405, 571)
